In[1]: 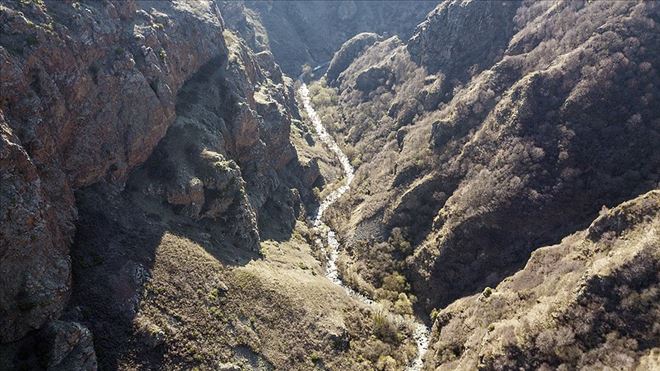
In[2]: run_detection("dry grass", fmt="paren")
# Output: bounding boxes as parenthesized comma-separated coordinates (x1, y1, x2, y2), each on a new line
(124, 220, 418, 370)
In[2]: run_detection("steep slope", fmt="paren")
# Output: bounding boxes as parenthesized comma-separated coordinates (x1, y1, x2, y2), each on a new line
(219, 0, 438, 76)
(313, 0, 660, 316)
(0, 0, 317, 368)
(425, 190, 660, 370)
(0, 0, 228, 348)
(1, 1, 426, 369)
(60, 28, 340, 369)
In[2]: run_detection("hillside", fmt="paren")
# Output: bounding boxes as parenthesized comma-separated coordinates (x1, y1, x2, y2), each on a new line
(314, 0, 660, 314)
(219, 0, 437, 75)
(426, 190, 660, 370)
(1, 0, 658, 370)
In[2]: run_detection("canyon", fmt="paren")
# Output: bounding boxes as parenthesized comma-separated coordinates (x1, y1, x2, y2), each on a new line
(1, 0, 658, 370)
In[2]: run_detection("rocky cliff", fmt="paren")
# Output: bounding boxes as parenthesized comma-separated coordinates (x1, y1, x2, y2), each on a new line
(1, 0, 227, 346)
(2, 0, 660, 369)
(1, 0, 318, 368)
(311, 1, 660, 363)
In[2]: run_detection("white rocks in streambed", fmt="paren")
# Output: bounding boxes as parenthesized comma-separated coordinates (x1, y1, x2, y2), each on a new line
(299, 82, 430, 370)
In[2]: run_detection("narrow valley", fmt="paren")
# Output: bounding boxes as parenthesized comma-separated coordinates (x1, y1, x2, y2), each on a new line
(1, 1, 658, 370)
(300, 80, 430, 370)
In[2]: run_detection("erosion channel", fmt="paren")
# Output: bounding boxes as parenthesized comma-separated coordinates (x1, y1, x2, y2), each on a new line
(299, 82, 430, 371)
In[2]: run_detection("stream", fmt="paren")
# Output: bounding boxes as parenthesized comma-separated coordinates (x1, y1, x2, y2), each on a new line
(299, 82, 430, 371)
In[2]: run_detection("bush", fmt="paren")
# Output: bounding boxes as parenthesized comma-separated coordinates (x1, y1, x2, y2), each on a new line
(372, 308, 399, 342)
(388, 227, 411, 254)
(393, 293, 413, 315)
(26, 34, 39, 46)
(376, 355, 397, 370)
(381, 272, 409, 293)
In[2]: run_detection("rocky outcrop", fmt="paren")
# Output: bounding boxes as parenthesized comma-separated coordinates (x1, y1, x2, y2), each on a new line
(408, 0, 521, 80)
(62, 10, 320, 370)
(0, 319, 96, 370)
(1, 0, 315, 364)
(325, 32, 379, 85)
(0, 0, 229, 343)
(355, 65, 394, 94)
(425, 190, 660, 370)
(126, 28, 309, 251)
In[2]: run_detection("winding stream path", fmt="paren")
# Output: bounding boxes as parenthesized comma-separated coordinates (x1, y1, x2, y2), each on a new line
(299, 82, 430, 371)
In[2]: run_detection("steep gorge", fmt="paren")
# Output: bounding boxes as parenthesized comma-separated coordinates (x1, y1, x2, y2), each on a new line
(1, 0, 659, 370)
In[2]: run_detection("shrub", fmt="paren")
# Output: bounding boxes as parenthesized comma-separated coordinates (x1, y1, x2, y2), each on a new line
(372, 308, 399, 342)
(430, 308, 440, 321)
(388, 227, 411, 254)
(393, 293, 413, 315)
(26, 34, 39, 46)
(376, 355, 397, 370)
(381, 272, 409, 293)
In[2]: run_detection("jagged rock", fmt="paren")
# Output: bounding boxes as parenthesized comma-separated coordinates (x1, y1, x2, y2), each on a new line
(300, 158, 321, 188)
(417, 74, 449, 111)
(0, 0, 227, 342)
(326, 32, 379, 85)
(0, 320, 97, 371)
(355, 65, 394, 93)
(254, 50, 283, 83)
(42, 320, 97, 371)
(0, 115, 71, 343)
(407, 0, 521, 80)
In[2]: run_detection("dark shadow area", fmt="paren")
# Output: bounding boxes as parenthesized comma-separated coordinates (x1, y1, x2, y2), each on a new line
(60, 52, 273, 368)
(66, 176, 262, 369)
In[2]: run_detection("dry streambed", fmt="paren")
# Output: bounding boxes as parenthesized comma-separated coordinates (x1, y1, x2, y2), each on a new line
(299, 83, 429, 370)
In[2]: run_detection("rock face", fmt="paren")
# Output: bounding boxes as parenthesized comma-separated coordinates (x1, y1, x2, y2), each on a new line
(355, 65, 394, 94)
(220, 0, 438, 75)
(0, 318, 97, 370)
(320, 0, 660, 325)
(426, 190, 660, 370)
(325, 32, 379, 85)
(0, 0, 228, 343)
(407, 0, 521, 81)
(0, 0, 315, 364)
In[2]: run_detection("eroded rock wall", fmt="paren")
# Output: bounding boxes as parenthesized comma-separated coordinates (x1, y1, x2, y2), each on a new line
(0, 0, 228, 344)
(1, 0, 316, 367)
